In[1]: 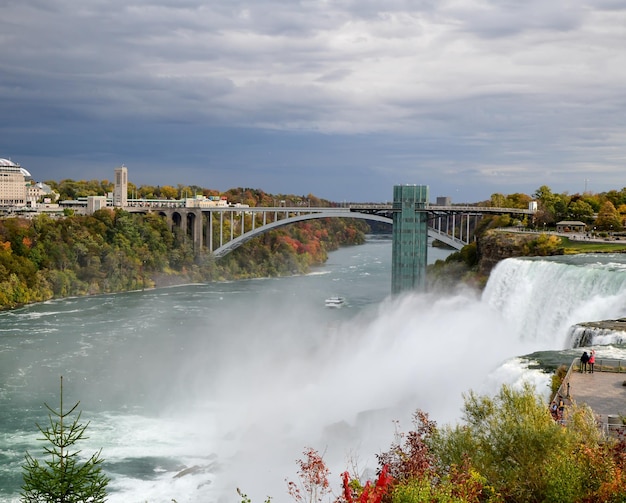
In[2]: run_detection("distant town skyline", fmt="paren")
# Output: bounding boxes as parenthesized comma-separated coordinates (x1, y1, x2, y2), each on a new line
(2, 1, 626, 204)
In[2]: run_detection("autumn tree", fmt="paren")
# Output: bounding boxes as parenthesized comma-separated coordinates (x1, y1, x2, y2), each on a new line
(159, 185, 178, 199)
(287, 447, 332, 503)
(595, 200, 623, 232)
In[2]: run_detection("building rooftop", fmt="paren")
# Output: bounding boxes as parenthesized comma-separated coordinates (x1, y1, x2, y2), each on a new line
(0, 158, 31, 177)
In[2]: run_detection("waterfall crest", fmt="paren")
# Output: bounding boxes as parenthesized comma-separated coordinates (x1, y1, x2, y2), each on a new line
(482, 255, 626, 348)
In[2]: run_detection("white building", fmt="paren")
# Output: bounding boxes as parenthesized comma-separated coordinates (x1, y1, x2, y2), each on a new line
(26, 182, 58, 207)
(113, 165, 128, 207)
(0, 158, 28, 207)
(185, 195, 229, 208)
(87, 195, 108, 214)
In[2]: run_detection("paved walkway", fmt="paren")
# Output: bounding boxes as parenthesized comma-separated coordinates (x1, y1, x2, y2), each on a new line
(564, 370, 626, 424)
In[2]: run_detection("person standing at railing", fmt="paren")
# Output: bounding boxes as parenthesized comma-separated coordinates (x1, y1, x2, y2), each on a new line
(589, 349, 596, 373)
(580, 351, 590, 373)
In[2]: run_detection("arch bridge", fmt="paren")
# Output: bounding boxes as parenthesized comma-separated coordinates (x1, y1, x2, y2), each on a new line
(127, 186, 534, 293)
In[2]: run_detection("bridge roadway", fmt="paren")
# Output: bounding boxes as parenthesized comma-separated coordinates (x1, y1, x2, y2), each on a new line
(125, 203, 534, 258)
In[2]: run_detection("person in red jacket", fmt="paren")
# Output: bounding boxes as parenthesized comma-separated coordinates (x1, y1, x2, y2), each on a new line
(589, 349, 596, 373)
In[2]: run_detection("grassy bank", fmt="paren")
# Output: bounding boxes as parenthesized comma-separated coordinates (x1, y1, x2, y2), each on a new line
(560, 236, 626, 253)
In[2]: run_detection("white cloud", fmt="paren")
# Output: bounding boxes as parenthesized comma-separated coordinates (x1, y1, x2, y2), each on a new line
(2, 0, 626, 200)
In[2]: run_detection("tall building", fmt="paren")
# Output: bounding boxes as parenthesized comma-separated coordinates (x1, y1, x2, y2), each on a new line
(113, 165, 128, 207)
(391, 184, 429, 294)
(0, 158, 27, 207)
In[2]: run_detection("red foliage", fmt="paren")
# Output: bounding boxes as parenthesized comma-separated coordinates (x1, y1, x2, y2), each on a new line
(376, 410, 436, 482)
(286, 447, 331, 503)
(447, 458, 487, 502)
(340, 465, 393, 503)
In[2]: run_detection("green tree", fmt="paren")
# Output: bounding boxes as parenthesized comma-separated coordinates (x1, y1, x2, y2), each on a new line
(21, 376, 109, 503)
(430, 383, 608, 503)
(533, 185, 570, 226)
(567, 199, 594, 223)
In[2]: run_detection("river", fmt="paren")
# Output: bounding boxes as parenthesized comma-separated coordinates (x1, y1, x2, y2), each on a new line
(2, 237, 626, 502)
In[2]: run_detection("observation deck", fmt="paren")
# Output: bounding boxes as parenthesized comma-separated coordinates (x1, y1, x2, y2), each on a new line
(557, 358, 626, 434)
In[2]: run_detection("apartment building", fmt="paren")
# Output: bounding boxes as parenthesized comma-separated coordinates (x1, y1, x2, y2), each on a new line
(0, 158, 27, 207)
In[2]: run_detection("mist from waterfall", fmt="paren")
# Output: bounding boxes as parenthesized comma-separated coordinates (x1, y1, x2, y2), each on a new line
(112, 255, 626, 502)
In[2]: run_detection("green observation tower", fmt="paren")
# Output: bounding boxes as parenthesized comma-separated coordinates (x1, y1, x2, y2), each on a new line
(391, 184, 429, 294)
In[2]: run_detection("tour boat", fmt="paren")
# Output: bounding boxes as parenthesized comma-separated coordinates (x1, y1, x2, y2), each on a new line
(325, 296, 345, 308)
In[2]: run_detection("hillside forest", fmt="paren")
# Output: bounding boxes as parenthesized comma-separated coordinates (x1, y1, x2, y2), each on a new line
(0, 185, 370, 311)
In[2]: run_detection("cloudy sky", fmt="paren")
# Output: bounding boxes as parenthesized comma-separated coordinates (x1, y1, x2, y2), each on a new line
(2, 1, 625, 203)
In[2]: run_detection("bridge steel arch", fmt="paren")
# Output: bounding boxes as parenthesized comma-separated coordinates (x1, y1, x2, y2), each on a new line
(211, 211, 394, 258)
(210, 211, 468, 258)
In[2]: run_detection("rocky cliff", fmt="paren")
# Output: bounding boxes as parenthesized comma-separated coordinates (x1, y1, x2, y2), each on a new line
(477, 230, 564, 276)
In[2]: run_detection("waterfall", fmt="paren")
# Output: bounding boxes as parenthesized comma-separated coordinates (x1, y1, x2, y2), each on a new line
(567, 325, 626, 347)
(482, 255, 626, 349)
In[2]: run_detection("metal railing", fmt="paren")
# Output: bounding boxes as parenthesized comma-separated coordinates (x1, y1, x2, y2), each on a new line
(557, 357, 626, 399)
(572, 358, 626, 373)
(556, 357, 626, 437)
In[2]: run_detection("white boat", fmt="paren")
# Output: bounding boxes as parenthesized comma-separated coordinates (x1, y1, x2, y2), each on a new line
(325, 296, 345, 308)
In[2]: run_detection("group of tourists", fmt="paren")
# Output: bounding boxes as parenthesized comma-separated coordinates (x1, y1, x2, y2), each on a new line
(580, 349, 596, 373)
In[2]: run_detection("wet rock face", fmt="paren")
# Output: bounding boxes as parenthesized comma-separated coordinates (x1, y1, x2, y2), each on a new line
(570, 319, 626, 347)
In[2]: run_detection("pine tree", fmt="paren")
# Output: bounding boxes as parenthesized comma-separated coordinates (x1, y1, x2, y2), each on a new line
(21, 376, 109, 503)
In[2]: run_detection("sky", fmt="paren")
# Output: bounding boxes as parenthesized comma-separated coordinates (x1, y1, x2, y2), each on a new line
(1, 0, 626, 204)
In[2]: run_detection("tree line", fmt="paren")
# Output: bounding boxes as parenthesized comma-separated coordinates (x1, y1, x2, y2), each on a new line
(486, 185, 626, 231)
(0, 183, 370, 311)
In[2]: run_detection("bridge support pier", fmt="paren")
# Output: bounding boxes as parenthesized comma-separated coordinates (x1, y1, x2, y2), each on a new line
(392, 185, 429, 294)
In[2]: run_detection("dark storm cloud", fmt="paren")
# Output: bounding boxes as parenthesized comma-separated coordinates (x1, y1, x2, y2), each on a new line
(1, 0, 626, 201)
